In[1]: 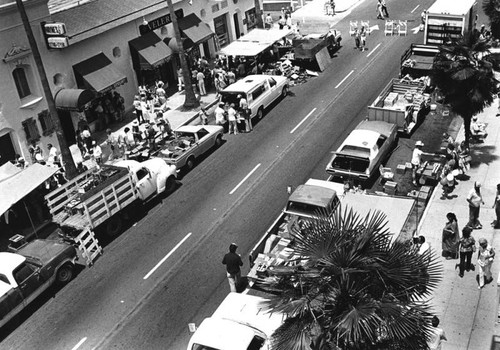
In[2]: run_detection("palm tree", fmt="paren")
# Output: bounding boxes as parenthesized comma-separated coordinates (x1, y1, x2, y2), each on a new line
(255, 206, 441, 350)
(165, 0, 199, 108)
(483, 0, 500, 38)
(432, 32, 498, 147)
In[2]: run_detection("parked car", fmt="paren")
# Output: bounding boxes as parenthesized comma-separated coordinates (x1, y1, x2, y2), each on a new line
(0, 239, 78, 328)
(220, 75, 289, 119)
(326, 120, 398, 181)
(158, 125, 224, 170)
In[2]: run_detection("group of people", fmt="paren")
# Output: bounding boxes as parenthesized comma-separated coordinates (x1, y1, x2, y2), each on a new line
(92, 91, 125, 131)
(353, 26, 368, 51)
(214, 96, 253, 134)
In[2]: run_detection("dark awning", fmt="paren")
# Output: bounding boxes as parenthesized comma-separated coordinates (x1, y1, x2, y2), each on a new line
(177, 13, 214, 49)
(54, 89, 95, 111)
(73, 53, 127, 93)
(129, 32, 174, 69)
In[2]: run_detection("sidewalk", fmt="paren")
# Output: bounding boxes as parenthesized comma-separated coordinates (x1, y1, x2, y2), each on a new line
(419, 101, 500, 349)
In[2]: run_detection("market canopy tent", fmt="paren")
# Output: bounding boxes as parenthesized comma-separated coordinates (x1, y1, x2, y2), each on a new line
(0, 164, 58, 217)
(0, 162, 20, 182)
(220, 28, 293, 57)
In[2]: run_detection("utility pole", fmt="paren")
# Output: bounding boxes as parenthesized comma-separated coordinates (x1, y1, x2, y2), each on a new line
(255, 0, 264, 29)
(15, 0, 78, 179)
(165, 0, 199, 108)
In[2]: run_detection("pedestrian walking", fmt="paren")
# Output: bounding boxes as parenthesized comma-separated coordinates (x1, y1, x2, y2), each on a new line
(381, 0, 389, 17)
(92, 140, 103, 164)
(467, 181, 484, 229)
(359, 26, 367, 51)
(196, 70, 206, 96)
(265, 13, 273, 29)
(177, 67, 184, 92)
(442, 212, 459, 259)
(492, 183, 500, 228)
(477, 238, 495, 289)
(222, 243, 243, 293)
(133, 96, 145, 124)
(427, 316, 447, 350)
(376, 1, 384, 19)
(227, 103, 239, 135)
(238, 94, 252, 132)
(104, 128, 120, 162)
(457, 226, 476, 277)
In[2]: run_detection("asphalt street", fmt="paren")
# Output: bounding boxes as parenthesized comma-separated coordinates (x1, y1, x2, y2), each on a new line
(0, 0, 439, 349)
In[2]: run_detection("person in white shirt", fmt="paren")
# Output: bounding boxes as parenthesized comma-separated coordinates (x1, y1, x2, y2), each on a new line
(471, 116, 488, 139)
(227, 103, 238, 135)
(47, 144, 59, 166)
(427, 316, 447, 350)
(92, 140, 102, 164)
(196, 71, 206, 96)
(265, 13, 273, 29)
(214, 103, 227, 131)
(467, 181, 484, 229)
(411, 140, 436, 186)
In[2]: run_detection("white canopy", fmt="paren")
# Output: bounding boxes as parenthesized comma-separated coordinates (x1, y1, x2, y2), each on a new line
(220, 28, 293, 57)
(0, 162, 21, 182)
(0, 163, 59, 216)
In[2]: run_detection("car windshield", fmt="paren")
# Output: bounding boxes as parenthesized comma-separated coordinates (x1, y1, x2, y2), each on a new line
(220, 92, 246, 106)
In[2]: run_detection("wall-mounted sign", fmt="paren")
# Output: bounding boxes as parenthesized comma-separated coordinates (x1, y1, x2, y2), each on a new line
(43, 23, 67, 36)
(41, 21, 69, 49)
(139, 9, 184, 35)
(47, 37, 69, 49)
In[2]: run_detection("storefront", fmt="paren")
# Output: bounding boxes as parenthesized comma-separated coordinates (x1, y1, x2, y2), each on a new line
(177, 13, 216, 62)
(244, 8, 257, 31)
(72, 53, 128, 131)
(129, 31, 176, 88)
(54, 88, 95, 143)
(214, 14, 230, 48)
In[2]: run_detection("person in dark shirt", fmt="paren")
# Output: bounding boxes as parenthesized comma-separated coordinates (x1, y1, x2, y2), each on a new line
(222, 243, 243, 292)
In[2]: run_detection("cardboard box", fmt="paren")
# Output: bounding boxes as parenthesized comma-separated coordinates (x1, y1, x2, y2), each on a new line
(396, 164, 406, 174)
(384, 181, 398, 195)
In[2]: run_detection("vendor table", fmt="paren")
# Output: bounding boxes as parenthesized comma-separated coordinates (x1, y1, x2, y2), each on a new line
(417, 161, 442, 185)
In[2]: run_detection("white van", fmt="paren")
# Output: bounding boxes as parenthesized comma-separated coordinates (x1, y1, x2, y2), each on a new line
(220, 75, 289, 119)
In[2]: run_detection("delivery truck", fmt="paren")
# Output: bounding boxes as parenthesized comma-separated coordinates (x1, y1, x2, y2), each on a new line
(424, 0, 477, 45)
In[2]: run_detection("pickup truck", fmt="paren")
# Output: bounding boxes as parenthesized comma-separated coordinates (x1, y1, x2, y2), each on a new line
(0, 239, 77, 328)
(367, 78, 428, 135)
(400, 44, 439, 78)
(158, 125, 224, 170)
(248, 179, 344, 268)
(326, 120, 397, 182)
(187, 293, 285, 350)
(46, 158, 177, 238)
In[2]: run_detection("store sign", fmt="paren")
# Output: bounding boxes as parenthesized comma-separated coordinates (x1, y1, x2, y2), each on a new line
(41, 22, 69, 49)
(47, 37, 69, 49)
(44, 23, 67, 35)
(139, 9, 184, 35)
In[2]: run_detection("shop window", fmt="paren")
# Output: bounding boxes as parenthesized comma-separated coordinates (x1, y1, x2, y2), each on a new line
(112, 46, 121, 58)
(22, 117, 40, 143)
(13, 66, 31, 99)
(221, 0, 228, 8)
(38, 109, 55, 136)
(212, 4, 219, 12)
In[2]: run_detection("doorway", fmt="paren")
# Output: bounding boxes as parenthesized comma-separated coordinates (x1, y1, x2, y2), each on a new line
(0, 132, 16, 165)
(233, 13, 241, 39)
(58, 110, 76, 145)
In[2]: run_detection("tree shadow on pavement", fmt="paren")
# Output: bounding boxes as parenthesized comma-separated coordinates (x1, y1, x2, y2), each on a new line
(469, 144, 498, 168)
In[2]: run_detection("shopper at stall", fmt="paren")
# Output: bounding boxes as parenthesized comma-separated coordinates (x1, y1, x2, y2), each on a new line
(196, 70, 206, 96)
(103, 128, 120, 161)
(92, 140, 103, 164)
(227, 103, 239, 135)
(227, 69, 236, 85)
(278, 16, 286, 29)
(265, 13, 273, 29)
(215, 102, 227, 132)
(410, 140, 436, 186)
(133, 96, 145, 125)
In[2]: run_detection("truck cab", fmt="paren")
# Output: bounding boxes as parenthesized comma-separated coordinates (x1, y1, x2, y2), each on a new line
(187, 293, 285, 350)
(0, 239, 77, 328)
(115, 158, 177, 200)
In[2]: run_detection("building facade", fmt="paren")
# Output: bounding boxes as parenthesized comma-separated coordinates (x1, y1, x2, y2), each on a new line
(0, 0, 260, 165)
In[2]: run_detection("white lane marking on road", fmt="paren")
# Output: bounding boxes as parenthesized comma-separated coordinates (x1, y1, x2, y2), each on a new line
(143, 232, 192, 280)
(411, 4, 420, 13)
(366, 43, 381, 58)
(71, 337, 87, 350)
(290, 108, 317, 134)
(229, 163, 262, 195)
(335, 70, 354, 89)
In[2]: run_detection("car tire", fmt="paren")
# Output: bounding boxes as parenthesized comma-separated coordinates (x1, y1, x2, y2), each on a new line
(106, 215, 123, 237)
(186, 156, 196, 170)
(257, 107, 264, 120)
(281, 86, 289, 98)
(164, 175, 177, 193)
(56, 264, 74, 284)
(215, 135, 223, 147)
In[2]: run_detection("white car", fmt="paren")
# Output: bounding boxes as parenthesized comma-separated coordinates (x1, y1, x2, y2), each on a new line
(220, 75, 289, 119)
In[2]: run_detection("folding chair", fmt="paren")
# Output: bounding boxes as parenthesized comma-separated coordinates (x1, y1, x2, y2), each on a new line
(361, 20, 370, 34)
(398, 20, 408, 36)
(384, 20, 393, 36)
(349, 21, 358, 36)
